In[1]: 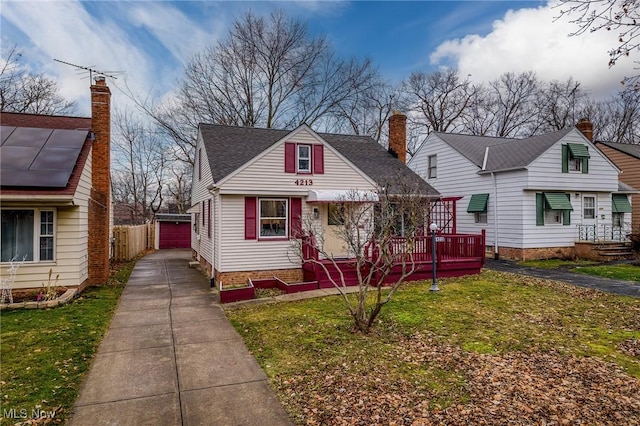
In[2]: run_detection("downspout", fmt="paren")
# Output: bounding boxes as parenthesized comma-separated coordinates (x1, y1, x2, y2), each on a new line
(483, 146, 499, 260)
(491, 172, 499, 259)
(207, 185, 217, 288)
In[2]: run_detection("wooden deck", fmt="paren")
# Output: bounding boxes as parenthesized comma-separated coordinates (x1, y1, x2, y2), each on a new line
(302, 232, 486, 288)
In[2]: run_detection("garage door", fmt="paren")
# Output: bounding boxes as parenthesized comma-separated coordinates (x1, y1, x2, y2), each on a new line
(159, 222, 191, 249)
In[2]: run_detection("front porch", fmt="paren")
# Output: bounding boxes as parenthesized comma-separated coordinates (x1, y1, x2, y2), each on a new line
(576, 224, 635, 261)
(302, 232, 486, 288)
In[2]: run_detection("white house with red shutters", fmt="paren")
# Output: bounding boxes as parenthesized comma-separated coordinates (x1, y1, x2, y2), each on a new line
(190, 115, 439, 287)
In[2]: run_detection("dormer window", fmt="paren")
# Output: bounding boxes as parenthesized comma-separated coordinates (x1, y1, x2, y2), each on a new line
(562, 143, 589, 174)
(297, 145, 311, 173)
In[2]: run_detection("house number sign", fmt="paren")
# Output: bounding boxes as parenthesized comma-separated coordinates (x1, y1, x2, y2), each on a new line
(295, 179, 314, 186)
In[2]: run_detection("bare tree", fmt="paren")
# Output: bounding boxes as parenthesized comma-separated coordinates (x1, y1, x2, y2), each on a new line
(111, 107, 167, 224)
(486, 71, 541, 137)
(0, 45, 76, 114)
(164, 162, 192, 214)
(403, 69, 477, 134)
(131, 10, 378, 166)
(532, 78, 589, 133)
(292, 180, 432, 334)
(556, 0, 640, 88)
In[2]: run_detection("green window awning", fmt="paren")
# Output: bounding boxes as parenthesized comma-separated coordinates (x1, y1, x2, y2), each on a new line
(612, 194, 632, 213)
(467, 193, 489, 213)
(567, 143, 590, 158)
(544, 193, 573, 210)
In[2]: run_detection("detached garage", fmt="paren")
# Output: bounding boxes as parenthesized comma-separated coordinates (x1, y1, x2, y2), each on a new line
(155, 214, 191, 249)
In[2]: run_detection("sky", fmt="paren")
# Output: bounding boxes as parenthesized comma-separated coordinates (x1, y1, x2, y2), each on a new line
(1, 0, 636, 116)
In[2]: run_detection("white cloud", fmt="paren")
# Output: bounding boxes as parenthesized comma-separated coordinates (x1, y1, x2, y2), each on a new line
(430, 1, 635, 98)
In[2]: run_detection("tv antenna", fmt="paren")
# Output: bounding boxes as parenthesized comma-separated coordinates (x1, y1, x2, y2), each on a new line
(53, 58, 124, 81)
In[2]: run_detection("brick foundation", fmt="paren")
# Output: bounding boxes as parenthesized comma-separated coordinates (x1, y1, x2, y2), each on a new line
(497, 246, 575, 261)
(215, 268, 304, 286)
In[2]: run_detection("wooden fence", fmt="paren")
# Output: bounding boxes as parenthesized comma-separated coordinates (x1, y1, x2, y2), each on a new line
(112, 224, 155, 261)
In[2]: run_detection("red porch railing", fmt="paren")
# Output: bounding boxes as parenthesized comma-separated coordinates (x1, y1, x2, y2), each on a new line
(301, 230, 486, 286)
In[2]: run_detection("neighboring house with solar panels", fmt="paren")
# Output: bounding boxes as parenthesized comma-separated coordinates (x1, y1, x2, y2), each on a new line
(190, 113, 440, 287)
(595, 141, 640, 232)
(408, 120, 635, 261)
(0, 77, 112, 291)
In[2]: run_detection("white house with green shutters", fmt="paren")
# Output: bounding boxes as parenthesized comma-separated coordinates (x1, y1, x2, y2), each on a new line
(408, 122, 635, 261)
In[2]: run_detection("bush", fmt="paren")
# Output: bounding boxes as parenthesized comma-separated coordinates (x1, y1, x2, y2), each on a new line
(628, 233, 640, 254)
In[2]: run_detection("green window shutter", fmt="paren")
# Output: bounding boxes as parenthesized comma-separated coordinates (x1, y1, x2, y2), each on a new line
(582, 157, 589, 174)
(563, 209, 571, 226)
(543, 193, 573, 210)
(567, 143, 590, 158)
(467, 193, 489, 213)
(536, 193, 544, 226)
(612, 194, 632, 213)
(561, 144, 568, 173)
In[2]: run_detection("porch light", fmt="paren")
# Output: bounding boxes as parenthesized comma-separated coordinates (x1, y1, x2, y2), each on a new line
(313, 207, 320, 219)
(429, 223, 439, 292)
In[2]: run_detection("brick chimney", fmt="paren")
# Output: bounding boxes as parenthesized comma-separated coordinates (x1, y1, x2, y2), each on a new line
(576, 118, 593, 142)
(88, 76, 111, 285)
(388, 111, 407, 163)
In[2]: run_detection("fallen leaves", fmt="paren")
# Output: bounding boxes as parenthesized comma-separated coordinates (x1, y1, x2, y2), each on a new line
(275, 333, 640, 425)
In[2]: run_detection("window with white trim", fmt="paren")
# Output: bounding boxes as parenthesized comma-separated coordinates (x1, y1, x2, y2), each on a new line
(544, 209, 563, 224)
(297, 145, 311, 173)
(583, 196, 595, 219)
(428, 155, 437, 178)
(1, 209, 55, 262)
(259, 199, 288, 237)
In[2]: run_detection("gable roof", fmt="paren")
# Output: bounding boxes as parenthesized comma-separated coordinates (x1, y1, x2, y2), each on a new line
(200, 124, 438, 196)
(596, 141, 640, 160)
(0, 112, 92, 197)
(433, 128, 574, 172)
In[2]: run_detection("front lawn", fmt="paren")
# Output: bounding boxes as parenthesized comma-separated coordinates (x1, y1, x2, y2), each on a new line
(227, 270, 640, 425)
(519, 259, 640, 282)
(0, 258, 136, 425)
(574, 263, 640, 282)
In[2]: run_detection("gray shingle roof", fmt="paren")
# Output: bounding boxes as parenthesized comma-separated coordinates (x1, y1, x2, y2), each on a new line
(434, 128, 573, 172)
(597, 141, 640, 160)
(200, 124, 438, 196)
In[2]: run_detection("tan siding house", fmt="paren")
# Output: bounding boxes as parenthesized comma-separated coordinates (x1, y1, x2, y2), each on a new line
(0, 78, 112, 292)
(596, 142, 640, 231)
(191, 115, 439, 286)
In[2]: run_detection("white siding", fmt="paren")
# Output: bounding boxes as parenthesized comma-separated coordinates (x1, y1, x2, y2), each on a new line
(190, 132, 215, 266)
(408, 131, 622, 251)
(527, 130, 619, 193)
(221, 128, 374, 194)
(219, 195, 305, 272)
(408, 135, 522, 248)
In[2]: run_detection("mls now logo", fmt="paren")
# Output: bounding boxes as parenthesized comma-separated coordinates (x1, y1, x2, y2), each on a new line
(3, 408, 56, 420)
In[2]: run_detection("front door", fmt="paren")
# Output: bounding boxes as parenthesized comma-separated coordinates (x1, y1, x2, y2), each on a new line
(322, 203, 349, 258)
(582, 194, 597, 226)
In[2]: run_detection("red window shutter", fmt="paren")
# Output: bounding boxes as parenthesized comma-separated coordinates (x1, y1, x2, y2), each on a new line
(284, 142, 296, 173)
(207, 199, 211, 237)
(245, 197, 257, 240)
(313, 145, 324, 174)
(198, 148, 202, 180)
(202, 201, 205, 225)
(290, 197, 302, 238)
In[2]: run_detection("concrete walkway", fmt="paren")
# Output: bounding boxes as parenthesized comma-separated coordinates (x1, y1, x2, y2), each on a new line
(485, 258, 640, 297)
(69, 250, 291, 426)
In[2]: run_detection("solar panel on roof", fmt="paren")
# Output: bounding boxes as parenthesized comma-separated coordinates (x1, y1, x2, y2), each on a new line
(2, 127, 52, 148)
(0, 126, 16, 145)
(0, 126, 88, 188)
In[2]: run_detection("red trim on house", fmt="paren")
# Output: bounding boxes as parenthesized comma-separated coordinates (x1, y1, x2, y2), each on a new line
(284, 142, 296, 173)
(244, 197, 257, 239)
(0, 112, 91, 130)
(312, 144, 324, 174)
(290, 197, 302, 237)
